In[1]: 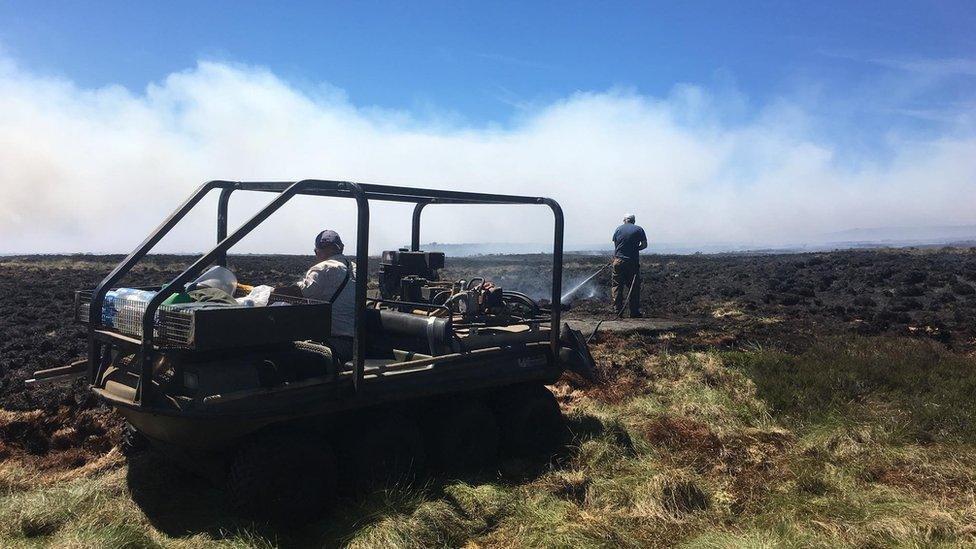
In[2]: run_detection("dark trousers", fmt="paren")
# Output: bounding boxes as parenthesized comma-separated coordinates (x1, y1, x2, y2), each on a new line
(611, 257, 641, 316)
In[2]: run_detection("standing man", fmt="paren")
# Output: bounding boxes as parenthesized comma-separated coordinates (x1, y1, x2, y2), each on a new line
(611, 214, 647, 317)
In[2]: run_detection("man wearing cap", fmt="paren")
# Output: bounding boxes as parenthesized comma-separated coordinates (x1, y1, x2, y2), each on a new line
(290, 230, 357, 362)
(611, 214, 647, 317)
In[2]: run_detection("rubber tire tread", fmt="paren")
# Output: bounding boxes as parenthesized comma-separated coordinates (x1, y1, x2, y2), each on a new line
(430, 398, 499, 476)
(120, 423, 149, 457)
(342, 412, 426, 492)
(227, 434, 337, 524)
(494, 384, 566, 458)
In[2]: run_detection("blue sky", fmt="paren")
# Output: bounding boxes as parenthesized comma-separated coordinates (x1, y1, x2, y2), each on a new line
(2, 1, 973, 127)
(0, 2, 974, 253)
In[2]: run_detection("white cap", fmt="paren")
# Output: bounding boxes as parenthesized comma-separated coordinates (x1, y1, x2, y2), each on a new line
(623, 213, 636, 223)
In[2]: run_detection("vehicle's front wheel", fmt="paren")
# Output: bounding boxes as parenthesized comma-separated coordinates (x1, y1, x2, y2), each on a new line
(341, 411, 426, 491)
(494, 384, 567, 458)
(120, 422, 149, 457)
(226, 433, 337, 524)
(428, 397, 499, 476)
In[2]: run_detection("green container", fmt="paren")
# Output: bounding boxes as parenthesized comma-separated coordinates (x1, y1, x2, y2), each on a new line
(162, 291, 192, 305)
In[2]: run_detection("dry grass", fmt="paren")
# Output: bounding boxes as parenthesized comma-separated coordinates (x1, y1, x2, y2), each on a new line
(2, 335, 976, 547)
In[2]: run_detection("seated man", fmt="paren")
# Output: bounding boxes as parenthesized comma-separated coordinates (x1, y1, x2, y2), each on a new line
(280, 230, 357, 363)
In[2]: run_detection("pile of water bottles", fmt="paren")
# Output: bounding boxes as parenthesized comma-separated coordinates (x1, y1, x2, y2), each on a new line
(100, 288, 158, 336)
(100, 266, 256, 337)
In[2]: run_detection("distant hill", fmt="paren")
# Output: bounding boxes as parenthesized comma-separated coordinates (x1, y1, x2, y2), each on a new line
(413, 242, 553, 256)
(819, 225, 976, 245)
(413, 224, 976, 257)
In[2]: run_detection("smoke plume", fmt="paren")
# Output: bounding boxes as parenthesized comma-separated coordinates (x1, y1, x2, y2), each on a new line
(1, 56, 974, 254)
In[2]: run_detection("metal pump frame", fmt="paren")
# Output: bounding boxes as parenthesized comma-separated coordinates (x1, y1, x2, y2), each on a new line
(87, 180, 564, 406)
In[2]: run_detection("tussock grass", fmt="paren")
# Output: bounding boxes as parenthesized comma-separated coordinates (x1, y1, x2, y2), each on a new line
(724, 336, 976, 441)
(2, 335, 975, 547)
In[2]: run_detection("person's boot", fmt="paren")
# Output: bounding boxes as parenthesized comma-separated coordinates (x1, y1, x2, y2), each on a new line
(631, 311, 643, 318)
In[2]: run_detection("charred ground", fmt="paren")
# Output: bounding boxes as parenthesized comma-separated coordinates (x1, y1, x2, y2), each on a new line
(2, 249, 975, 444)
(3, 248, 974, 408)
(1, 248, 975, 546)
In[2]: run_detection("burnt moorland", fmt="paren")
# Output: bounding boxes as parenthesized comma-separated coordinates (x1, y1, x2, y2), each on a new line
(1, 248, 976, 546)
(2, 248, 975, 412)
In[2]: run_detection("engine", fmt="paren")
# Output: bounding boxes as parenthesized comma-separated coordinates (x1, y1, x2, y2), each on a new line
(378, 249, 444, 300)
(377, 248, 540, 322)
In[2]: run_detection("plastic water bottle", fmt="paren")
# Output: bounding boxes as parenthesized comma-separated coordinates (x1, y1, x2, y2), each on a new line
(110, 288, 158, 336)
(101, 290, 119, 327)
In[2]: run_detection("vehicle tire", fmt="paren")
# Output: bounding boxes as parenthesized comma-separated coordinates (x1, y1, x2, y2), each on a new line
(342, 412, 426, 491)
(226, 434, 337, 524)
(429, 398, 499, 476)
(120, 423, 149, 457)
(494, 384, 566, 458)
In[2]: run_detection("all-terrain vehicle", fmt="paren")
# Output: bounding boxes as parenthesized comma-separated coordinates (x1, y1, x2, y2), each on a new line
(32, 180, 596, 521)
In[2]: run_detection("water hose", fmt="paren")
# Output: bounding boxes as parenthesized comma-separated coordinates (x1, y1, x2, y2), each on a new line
(586, 272, 638, 343)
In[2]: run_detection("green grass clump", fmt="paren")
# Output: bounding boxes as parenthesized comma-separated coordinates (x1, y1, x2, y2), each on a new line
(722, 336, 976, 441)
(1, 336, 975, 547)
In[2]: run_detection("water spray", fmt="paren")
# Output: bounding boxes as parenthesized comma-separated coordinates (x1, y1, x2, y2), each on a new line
(587, 272, 638, 343)
(561, 261, 612, 302)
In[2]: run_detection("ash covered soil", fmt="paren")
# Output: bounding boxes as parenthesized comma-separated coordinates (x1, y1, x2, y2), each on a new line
(446, 248, 976, 353)
(0, 248, 974, 469)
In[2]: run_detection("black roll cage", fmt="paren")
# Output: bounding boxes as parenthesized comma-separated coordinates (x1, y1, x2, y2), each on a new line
(87, 180, 564, 406)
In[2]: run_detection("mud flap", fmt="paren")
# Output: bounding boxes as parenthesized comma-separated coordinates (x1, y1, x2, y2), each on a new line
(26, 358, 88, 386)
(559, 323, 597, 381)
